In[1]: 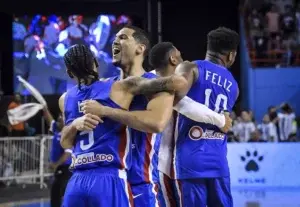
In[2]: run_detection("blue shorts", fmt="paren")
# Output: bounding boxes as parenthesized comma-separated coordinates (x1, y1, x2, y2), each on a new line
(175, 177, 233, 207)
(157, 172, 178, 207)
(62, 168, 133, 207)
(131, 182, 160, 207)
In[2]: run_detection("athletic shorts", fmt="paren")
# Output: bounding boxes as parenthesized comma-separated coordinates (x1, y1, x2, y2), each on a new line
(174, 177, 233, 207)
(62, 168, 133, 207)
(157, 172, 178, 207)
(131, 182, 160, 207)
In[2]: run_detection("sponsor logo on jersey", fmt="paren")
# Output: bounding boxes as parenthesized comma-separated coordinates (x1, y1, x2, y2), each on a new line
(70, 152, 114, 168)
(188, 126, 225, 141)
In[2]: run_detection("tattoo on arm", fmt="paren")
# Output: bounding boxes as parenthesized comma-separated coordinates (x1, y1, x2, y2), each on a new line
(123, 76, 184, 95)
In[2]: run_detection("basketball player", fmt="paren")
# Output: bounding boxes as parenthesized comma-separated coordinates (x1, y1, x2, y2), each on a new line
(59, 44, 134, 207)
(161, 27, 239, 207)
(100, 25, 172, 206)
(83, 27, 239, 207)
(148, 42, 235, 207)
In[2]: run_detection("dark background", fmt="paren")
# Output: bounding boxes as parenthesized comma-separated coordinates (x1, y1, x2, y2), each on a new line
(0, 0, 240, 132)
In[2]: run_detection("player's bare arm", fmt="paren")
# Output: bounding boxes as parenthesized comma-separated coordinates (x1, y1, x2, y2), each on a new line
(119, 75, 188, 96)
(59, 93, 102, 149)
(81, 79, 175, 133)
(172, 61, 199, 101)
(115, 61, 197, 100)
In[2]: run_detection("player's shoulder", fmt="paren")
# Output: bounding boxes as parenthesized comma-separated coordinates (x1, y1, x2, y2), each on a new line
(192, 59, 203, 67)
(144, 71, 157, 79)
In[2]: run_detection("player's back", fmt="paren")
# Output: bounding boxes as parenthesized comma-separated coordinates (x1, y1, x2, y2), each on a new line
(128, 72, 162, 185)
(174, 60, 239, 179)
(64, 78, 131, 174)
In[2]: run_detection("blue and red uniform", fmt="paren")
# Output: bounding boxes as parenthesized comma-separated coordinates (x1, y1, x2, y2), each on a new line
(49, 120, 72, 166)
(128, 72, 162, 207)
(173, 60, 239, 207)
(62, 79, 133, 207)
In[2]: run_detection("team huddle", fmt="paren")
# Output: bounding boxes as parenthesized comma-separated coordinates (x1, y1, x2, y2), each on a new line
(58, 25, 239, 207)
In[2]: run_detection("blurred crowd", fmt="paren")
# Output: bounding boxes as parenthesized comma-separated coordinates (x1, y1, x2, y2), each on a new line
(13, 14, 132, 59)
(228, 103, 298, 143)
(242, 0, 300, 67)
(13, 14, 133, 94)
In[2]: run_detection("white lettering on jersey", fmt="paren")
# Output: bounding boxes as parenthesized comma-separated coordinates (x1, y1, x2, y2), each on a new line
(188, 125, 225, 141)
(205, 70, 232, 92)
(70, 152, 114, 168)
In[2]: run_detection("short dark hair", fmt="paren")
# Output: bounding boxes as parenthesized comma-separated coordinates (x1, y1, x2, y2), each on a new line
(207, 27, 239, 54)
(123, 25, 150, 57)
(149, 42, 175, 69)
(64, 44, 99, 89)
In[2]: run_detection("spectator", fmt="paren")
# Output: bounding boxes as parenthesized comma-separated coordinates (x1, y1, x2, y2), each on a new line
(266, 4, 281, 50)
(281, 5, 296, 42)
(233, 111, 256, 142)
(295, 4, 300, 43)
(8, 93, 26, 137)
(248, 130, 266, 142)
(257, 114, 278, 142)
(43, 15, 60, 49)
(248, 110, 256, 123)
(278, 103, 296, 141)
(66, 15, 88, 46)
(248, 9, 265, 48)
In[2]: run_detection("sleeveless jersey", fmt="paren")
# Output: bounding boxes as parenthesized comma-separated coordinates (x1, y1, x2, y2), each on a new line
(127, 72, 162, 185)
(64, 78, 131, 173)
(49, 120, 71, 165)
(174, 60, 239, 179)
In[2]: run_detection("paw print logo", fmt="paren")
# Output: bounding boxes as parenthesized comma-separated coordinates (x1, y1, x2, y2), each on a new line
(240, 150, 264, 172)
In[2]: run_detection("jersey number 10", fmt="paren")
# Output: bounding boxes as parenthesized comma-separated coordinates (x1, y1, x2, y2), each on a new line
(204, 89, 228, 113)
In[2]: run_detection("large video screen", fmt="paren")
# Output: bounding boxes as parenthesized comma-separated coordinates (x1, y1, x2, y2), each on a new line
(13, 14, 137, 94)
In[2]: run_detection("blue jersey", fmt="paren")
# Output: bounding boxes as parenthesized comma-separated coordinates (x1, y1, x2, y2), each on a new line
(64, 79, 131, 173)
(128, 72, 162, 185)
(174, 60, 239, 179)
(49, 120, 71, 165)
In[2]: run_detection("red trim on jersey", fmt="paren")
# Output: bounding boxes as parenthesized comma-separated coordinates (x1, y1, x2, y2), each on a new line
(170, 112, 178, 179)
(118, 126, 127, 169)
(177, 180, 184, 207)
(154, 183, 161, 207)
(163, 174, 177, 207)
(143, 133, 153, 183)
(127, 181, 134, 207)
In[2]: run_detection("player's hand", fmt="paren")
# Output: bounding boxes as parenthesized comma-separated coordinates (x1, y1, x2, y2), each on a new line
(80, 100, 106, 117)
(72, 113, 103, 131)
(220, 112, 232, 133)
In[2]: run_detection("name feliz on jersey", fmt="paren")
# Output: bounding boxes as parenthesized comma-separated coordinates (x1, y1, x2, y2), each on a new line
(205, 70, 232, 92)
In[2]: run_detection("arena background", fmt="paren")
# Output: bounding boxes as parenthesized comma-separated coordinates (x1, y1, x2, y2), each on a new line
(1, 0, 300, 206)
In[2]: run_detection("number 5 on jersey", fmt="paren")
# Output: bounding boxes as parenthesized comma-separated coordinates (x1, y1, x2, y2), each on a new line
(79, 131, 95, 150)
(204, 88, 228, 113)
